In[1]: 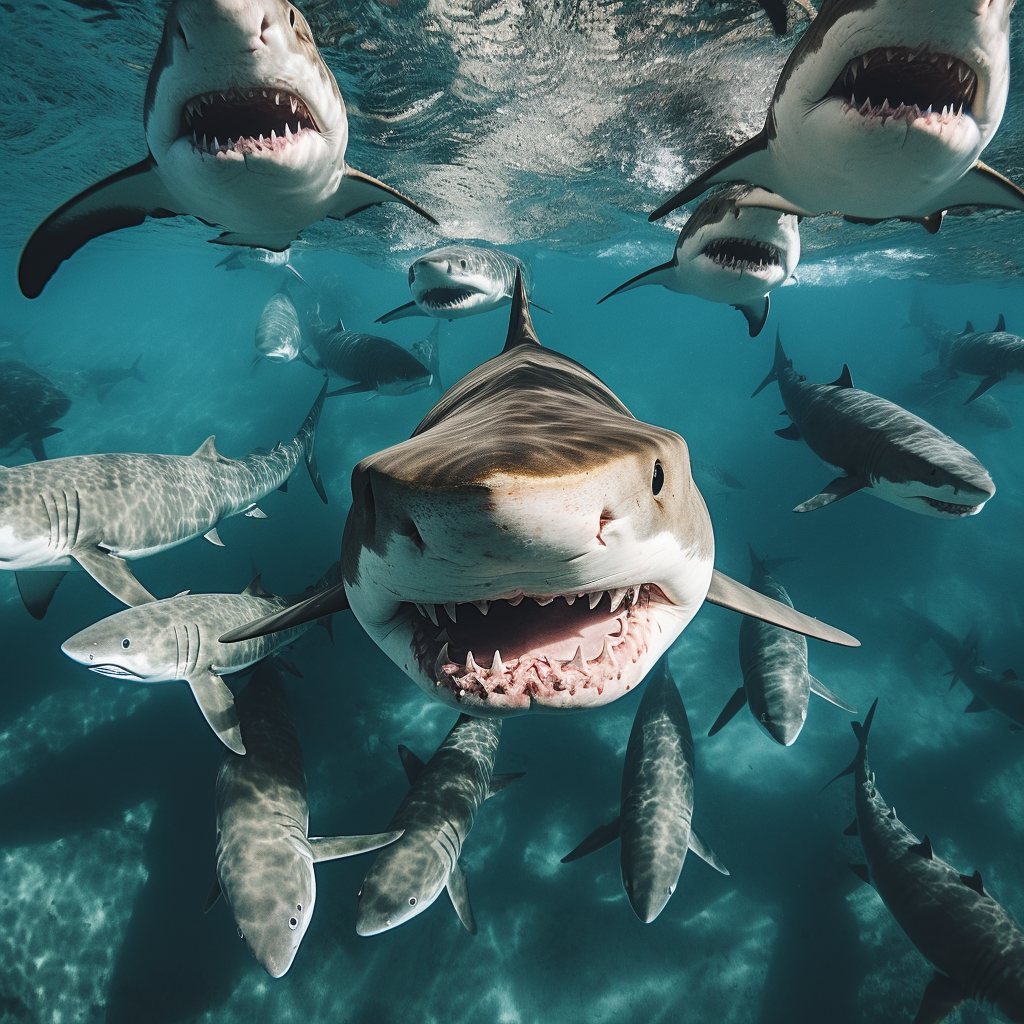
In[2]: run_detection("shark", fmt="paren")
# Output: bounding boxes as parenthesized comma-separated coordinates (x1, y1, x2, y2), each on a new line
(0, 361, 71, 462)
(254, 283, 304, 364)
(17, 0, 437, 299)
(561, 657, 728, 923)
(752, 332, 995, 517)
(221, 273, 858, 719)
(0, 383, 327, 619)
(376, 246, 548, 324)
(206, 660, 402, 976)
(921, 315, 1024, 404)
(355, 714, 521, 936)
(649, 0, 1024, 231)
(60, 575, 320, 754)
(599, 186, 800, 337)
(709, 546, 856, 746)
(826, 700, 1024, 1024)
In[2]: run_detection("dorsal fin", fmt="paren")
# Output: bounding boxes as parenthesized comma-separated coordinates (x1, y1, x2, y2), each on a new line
(960, 870, 985, 894)
(242, 574, 272, 598)
(995, 314, 1005, 332)
(1003, 668, 1018, 680)
(398, 745, 426, 784)
(909, 835, 933, 859)
(962, 321, 975, 334)
(828, 364, 854, 389)
(193, 436, 221, 459)
(501, 269, 540, 353)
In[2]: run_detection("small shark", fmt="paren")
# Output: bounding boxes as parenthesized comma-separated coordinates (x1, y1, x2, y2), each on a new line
(691, 459, 746, 500)
(0, 361, 71, 462)
(66, 356, 146, 402)
(600, 186, 800, 337)
(709, 546, 856, 746)
(649, 0, 1024, 231)
(561, 657, 728, 923)
(217, 248, 305, 283)
(221, 274, 858, 718)
(61, 575, 319, 753)
(17, 0, 437, 298)
(376, 245, 548, 324)
(753, 331, 995, 517)
(0, 384, 327, 618)
(826, 700, 1024, 1024)
(895, 379, 1013, 434)
(255, 283, 304, 364)
(355, 714, 521, 936)
(206, 660, 402, 976)
(921, 315, 1024, 404)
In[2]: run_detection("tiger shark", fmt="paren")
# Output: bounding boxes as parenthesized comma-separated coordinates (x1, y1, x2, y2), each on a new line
(0, 384, 327, 618)
(222, 274, 858, 718)
(17, 0, 437, 299)
(207, 660, 402, 975)
(649, 0, 1024, 231)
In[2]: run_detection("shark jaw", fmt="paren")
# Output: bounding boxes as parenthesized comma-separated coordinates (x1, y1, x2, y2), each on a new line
(409, 256, 507, 318)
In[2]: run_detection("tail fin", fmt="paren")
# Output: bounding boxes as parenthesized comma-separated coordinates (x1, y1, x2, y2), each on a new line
(298, 381, 329, 504)
(597, 261, 676, 304)
(131, 354, 145, 382)
(751, 329, 790, 397)
(412, 323, 443, 393)
(821, 698, 878, 793)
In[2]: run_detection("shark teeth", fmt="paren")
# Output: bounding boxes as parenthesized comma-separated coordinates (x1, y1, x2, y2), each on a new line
(181, 87, 320, 153)
(702, 237, 782, 273)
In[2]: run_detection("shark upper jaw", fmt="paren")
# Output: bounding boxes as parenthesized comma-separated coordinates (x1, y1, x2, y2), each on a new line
(868, 477, 993, 518)
(695, 238, 784, 282)
(410, 263, 503, 317)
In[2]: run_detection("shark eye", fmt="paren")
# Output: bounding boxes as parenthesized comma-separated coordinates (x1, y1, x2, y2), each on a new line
(288, 917, 298, 929)
(460, 260, 467, 269)
(289, 8, 296, 26)
(652, 461, 665, 496)
(236, 926, 244, 939)
(121, 638, 131, 649)
(296, 904, 302, 912)
(408, 897, 417, 906)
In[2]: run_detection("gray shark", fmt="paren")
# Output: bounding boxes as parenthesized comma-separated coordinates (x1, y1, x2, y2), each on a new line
(0, 384, 327, 619)
(218, 248, 305, 283)
(355, 714, 521, 936)
(0, 361, 71, 462)
(65, 356, 146, 402)
(752, 332, 995, 517)
(221, 273, 858, 717)
(255, 283, 304, 364)
(691, 459, 746, 500)
(921, 315, 1024, 404)
(649, 0, 1024, 231)
(60, 575, 318, 753)
(895, 379, 1013, 434)
(206, 660, 402, 976)
(826, 700, 1024, 1023)
(17, 0, 437, 299)
(561, 657, 728, 923)
(709, 546, 856, 746)
(376, 246, 548, 324)
(600, 186, 800, 337)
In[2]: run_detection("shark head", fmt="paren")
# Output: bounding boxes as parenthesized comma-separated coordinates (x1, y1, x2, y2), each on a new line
(340, 277, 713, 716)
(144, 0, 347, 226)
(409, 247, 523, 318)
(354, 841, 447, 936)
(255, 290, 303, 362)
(748, 680, 808, 746)
(770, 0, 1013, 212)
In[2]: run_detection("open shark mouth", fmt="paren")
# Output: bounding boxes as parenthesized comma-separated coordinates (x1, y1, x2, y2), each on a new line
(408, 585, 666, 708)
(917, 496, 982, 516)
(701, 238, 781, 273)
(829, 48, 977, 125)
(181, 88, 320, 156)
(419, 287, 476, 311)
(87, 664, 143, 679)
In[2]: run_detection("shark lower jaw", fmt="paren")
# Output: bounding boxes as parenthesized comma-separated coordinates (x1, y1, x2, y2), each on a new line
(179, 87, 322, 159)
(85, 664, 145, 680)
(405, 584, 675, 713)
(915, 495, 986, 517)
(699, 238, 782, 279)
(827, 47, 978, 129)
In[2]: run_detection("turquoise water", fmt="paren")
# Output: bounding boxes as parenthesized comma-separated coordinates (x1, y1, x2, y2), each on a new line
(2, 2, 1024, 1022)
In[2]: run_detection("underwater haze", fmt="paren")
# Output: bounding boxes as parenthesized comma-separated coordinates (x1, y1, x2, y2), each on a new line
(1, 2, 1024, 1024)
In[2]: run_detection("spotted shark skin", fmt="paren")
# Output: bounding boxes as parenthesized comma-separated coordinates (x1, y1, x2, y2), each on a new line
(828, 701, 1024, 1024)
(561, 658, 728, 923)
(209, 660, 401, 976)
(924, 315, 1024, 405)
(0, 384, 327, 616)
(376, 246, 539, 324)
(600, 186, 800, 337)
(355, 714, 520, 936)
(753, 332, 995, 517)
(17, 0, 436, 298)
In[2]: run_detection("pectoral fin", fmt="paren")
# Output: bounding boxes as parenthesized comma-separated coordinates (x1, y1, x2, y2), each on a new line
(732, 296, 770, 337)
(218, 582, 349, 643)
(375, 301, 426, 324)
(912, 971, 965, 1024)
(18, 156, 181, 298)
(326, 383, 374, 397)
(187, 672, 244, 754)
(597, 261, 677, 304)
(487, 772, 525, 797)
(688, 827, 729, 875)
(705, 570, 860, 647)
(15, 571, 67, 619)
(331, 167, 438, 224)
(793, 474, 867, 513)
(964, 695, 990, 713)
(775, 423, 801, 441)
(446, 862, 477, 934)
(203, 878, 223, 914)
(561, 816, 621, 863)
(732, 187, 814, 218)
(809, 677, 857, 713)
(932, 160, 1024, 213)
(708, 687, 748, 736)
(27, 427, 63, 461)
(308, 830, 404, 863)
(964, 375, 1000, 404)
(72, 546, 156, 607)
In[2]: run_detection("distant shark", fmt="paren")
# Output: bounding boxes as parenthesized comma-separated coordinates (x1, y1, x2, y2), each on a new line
(561, 657, 728, 923)
(709, 546, 856, 746)
(355, 714, 521, 936)
(753, 332, 995, 517)
(826, 700, 1024, 1024)
(921, 315, 1024, 404)
(222, 274, 858, 718)
(17, 0, 437, 298)
(0, 384, 327, 618)
(376, 246, 549, 324)
(254, 283, 304, 365)
(0, 360, 71, 462)
(600, 186, 800, 337)
(649, 0, 1024, 231)
(207, 660, 402, 975)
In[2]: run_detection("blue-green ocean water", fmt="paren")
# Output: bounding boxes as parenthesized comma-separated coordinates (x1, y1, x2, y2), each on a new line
(2, 2, 1024, 1022)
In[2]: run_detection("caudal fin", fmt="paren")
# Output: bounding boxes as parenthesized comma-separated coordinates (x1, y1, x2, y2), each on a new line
(298, 381, 329, 504)
(821, 698, 878, 792)
(751, 329, 791, 397)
